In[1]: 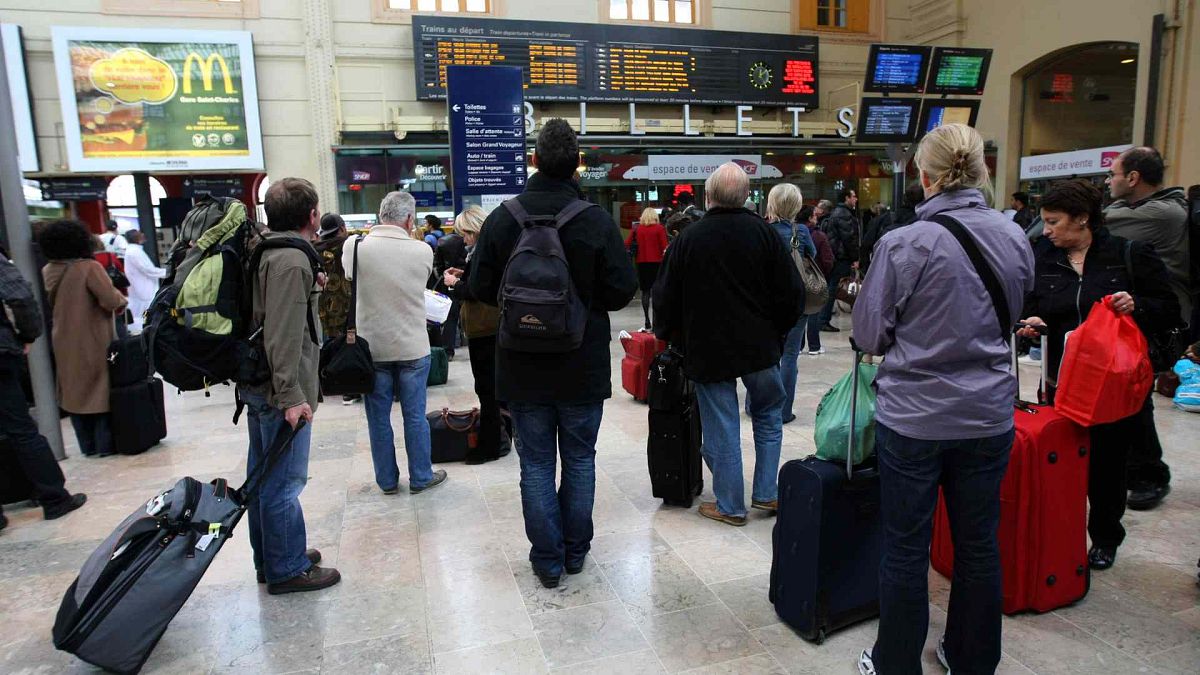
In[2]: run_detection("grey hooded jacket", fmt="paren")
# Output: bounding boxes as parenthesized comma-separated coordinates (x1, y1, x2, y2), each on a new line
(1105, 186, 1191, 322)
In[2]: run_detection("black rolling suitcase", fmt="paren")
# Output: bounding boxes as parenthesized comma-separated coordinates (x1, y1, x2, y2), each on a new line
(768, 343, 882, 643)
(110, 377, 167, 455)
(53, 421, 305, 674)
(646, 348, 703, 507)
(107, 334, 150, 388)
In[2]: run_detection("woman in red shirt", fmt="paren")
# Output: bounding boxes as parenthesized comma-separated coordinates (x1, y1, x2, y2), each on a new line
(626, 207, 670, 331)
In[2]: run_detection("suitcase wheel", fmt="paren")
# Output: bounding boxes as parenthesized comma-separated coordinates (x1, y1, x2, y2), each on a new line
(813, 628, 826, 645)
(1048, 452, 1058, 464)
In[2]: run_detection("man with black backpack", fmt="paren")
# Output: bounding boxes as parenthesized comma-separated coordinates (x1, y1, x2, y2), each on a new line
(241, 178, 340, 595)
(470, 119, 637, 589)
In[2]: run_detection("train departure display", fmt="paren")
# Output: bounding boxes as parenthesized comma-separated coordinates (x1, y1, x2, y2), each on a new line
(927, 47, 992, 95)
(917, 100, 980, 138)
(864, 44, 931, 93)
(413, 16, 820, 108)
(856, 97, 921, 142)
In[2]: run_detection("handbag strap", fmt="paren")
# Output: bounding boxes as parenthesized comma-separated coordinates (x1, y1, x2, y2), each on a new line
(931, 214, 1010, 341)
(346, 236, 363, 340)
(440, 407, 480, 431)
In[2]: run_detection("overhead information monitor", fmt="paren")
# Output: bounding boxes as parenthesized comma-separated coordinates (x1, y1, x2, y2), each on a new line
(926, 47, 992, 95)
(856, 97, 921, 143)
(917, 99, 980, 138)
(864, 44, 931, 94)
(414, 16, 820, 108)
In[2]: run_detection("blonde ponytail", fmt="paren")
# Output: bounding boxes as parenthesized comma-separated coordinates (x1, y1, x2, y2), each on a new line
(915, 124, 991, 196)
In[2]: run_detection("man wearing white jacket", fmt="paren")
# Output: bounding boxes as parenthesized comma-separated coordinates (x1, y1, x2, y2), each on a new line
(123, 230, 165, 332)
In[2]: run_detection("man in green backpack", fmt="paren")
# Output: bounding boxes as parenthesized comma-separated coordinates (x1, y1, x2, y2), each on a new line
(240, 178, 340, 595)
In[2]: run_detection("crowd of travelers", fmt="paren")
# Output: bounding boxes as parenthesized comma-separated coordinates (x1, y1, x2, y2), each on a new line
(1, 117, 1198, 673)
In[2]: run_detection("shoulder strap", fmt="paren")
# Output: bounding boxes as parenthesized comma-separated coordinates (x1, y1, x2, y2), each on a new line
(345, 236, 363, 333)
(931, 214, 1010, 341)
(249, 238, 321, 345)
(554, 199, 595, 229)
(502, 198, 531, 226)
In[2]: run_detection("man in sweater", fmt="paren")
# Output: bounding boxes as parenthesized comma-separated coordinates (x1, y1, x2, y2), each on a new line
(470, 119, 637, 589)
(344, 190, 447, 496)
(244, 177, 340, 594)
(654, 163, 804, 526)
(1104, 146, 1191, 511)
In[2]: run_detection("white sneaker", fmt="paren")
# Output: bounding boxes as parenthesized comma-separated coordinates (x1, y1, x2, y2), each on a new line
(857, 650, 877, 675)
(936, 637, 950, 672)
(808, 348, 826, 356)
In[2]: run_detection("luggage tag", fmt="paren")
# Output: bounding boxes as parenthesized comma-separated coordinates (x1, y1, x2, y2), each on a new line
(194, 523, 222, 553)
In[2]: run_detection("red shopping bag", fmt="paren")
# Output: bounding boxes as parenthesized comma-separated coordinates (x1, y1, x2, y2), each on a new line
(1054, 296, 1153, 426)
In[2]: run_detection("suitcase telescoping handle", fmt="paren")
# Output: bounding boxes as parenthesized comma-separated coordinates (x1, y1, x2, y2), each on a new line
(847, 337, 864, 480)
(237, 419, 307, 505)
(1012, 323, 1049, 406)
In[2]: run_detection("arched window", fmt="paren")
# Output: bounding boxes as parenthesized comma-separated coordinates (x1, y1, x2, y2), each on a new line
(105, 175, 167, 232)
(1021, 42, 1138, 157)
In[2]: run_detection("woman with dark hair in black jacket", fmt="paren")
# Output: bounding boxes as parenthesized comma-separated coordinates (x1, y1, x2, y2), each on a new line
(1018, 179, 1179, 571)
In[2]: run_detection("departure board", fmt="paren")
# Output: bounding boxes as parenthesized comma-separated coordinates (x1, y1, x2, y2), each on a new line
(864, 44, 931, 93)
(413, 16, 820, 108)
(856, 97, 921, 142)
(927, 47, 992, 95)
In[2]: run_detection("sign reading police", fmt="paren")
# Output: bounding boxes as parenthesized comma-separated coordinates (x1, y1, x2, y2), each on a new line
(51, 27, 264, 172)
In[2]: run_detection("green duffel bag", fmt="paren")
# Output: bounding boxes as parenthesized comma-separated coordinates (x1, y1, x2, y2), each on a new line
(427, 346, 449, 386)
(813, 354, 878, 467)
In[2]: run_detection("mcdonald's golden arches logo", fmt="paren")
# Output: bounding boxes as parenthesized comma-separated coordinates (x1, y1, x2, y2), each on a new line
(182, 52, 237, 95)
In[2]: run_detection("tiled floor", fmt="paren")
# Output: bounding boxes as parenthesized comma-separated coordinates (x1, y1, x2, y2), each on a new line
(1, 302, 1197, 674)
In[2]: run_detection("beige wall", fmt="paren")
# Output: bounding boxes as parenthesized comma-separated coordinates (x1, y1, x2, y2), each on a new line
(908, 0, 1198, 197)
(7, 0, 1196, 209)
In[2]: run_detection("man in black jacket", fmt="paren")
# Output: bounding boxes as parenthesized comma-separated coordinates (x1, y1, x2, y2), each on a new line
(817, 188, 860, 332)
(654, 163, 803, 526)
(0, 252, 87, 530)
(470, 119, 637, 588)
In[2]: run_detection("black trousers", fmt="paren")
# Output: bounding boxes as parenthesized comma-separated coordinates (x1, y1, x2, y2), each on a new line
(440, 300, 462, 357)
(1088, 395, 1157, 549)
(1126, 397, 1171, 488)
(466, 335, 508, 461)
(0, 354, 71, 515)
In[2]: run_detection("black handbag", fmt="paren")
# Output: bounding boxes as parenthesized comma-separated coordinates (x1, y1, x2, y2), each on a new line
(319, 236, 375, 396)
(427, 407, 480, 463)
(104, 257, 130, 291)
(1123, 241, 1187, 372)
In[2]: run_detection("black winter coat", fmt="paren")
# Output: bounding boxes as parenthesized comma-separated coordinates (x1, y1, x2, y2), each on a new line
(653, 207, 804, 383)
(822, 204, 860, 263)
(469, 173, 638, 404)
(1023, 228, 1179, 382)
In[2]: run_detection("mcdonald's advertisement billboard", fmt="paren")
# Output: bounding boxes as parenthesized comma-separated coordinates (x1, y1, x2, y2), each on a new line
(51, 27, 263, 172)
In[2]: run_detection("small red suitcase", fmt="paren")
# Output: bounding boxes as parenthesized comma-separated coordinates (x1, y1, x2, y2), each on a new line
(620, 332, 667, 402)
(930, 331, 1091, 614)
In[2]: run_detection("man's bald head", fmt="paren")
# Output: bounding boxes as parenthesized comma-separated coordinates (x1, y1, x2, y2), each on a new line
(705, 162, 751, 210)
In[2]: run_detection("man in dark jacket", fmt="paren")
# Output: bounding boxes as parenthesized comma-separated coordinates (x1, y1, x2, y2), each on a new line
(1104, 146, 1191, 511)
(654, 163, 803, 526)
(1011, 192, 1036, 230)
(435, 229, 468, 358)
(470, 119, 637, 589)
(0, 252, 87, 530)
(817, 188, 860, 332)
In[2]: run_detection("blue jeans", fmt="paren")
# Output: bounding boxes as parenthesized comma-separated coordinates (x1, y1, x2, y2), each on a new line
(509, 401, 603, 577)
(780, 322, 806, 419)
(871, 422, 1014, 675)
(243, 391, 313, 584)
(365, 357, 434, 491)
(695, 366, 785, 517)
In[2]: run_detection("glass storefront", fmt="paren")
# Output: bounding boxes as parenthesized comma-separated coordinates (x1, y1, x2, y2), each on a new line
(335, 147, 453, 226)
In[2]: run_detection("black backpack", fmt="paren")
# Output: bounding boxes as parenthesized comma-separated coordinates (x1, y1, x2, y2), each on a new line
(497, 198, 595, 353)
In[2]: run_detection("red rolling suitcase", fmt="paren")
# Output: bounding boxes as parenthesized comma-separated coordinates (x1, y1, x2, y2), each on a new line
(930, 329, 1091, 614)
(620, 331, 666, 402)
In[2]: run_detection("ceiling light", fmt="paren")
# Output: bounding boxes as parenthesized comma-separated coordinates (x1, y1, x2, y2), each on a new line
(805, 151, 815, 156)
(1121, 58, 1135, 64)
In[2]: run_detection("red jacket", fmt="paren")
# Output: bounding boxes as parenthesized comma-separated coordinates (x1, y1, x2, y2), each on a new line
(808, 225, 835, 276)
(626, 223, 669, 264)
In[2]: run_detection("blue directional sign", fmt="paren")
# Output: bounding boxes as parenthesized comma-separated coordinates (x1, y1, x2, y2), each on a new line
(447, 65, 526, 213)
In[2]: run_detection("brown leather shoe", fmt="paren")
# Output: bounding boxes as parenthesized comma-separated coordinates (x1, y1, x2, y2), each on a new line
(751, 499, 778, 512)
(698, 501, 746, 527)
(257, 549, 322, 584)
(267, 565, 341, 595)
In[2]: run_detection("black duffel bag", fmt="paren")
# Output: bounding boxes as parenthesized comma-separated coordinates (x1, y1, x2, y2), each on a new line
(428, 407, 480, 463)
(319, 236, 375, 396)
